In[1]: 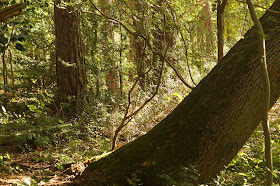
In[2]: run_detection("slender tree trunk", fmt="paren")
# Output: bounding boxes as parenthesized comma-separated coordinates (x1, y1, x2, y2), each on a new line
(72, 0, 280, 185)
(197, 0, 215, 53)
(100, 0, 120, 96)
(129, 0, 146, 90)
(8, 49, 14, 87)
(246, 0, 273, 185)
(54, 0, 87, 113)
(217, 0, 228, 62)
(2, 51, 8, 87)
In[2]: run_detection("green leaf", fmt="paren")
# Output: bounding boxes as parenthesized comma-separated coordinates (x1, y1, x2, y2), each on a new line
(58, 119, 64, 124)
(0, 33, 8, 45)
(10, 35, 18, 42)
(57, 164, 64, 171)
(15, 43, 25, 51)
(0, 45, 5, 53)
(172, 92, 183, 101)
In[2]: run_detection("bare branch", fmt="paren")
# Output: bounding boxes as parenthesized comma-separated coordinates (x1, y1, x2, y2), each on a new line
(111, 42, 170, 151)
(87, 0, 194, 90)
(236, 0, 280, 14)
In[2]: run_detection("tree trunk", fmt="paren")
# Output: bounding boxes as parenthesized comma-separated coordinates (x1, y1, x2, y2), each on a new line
(0, 3, 27, 23)
(99, 0, 120, 96)
(129, 0, 146, 90)
(72, 0, 280, 185)
(217, 0, 228, 62)
(197, 0, 215, 54)
(54, 0, 87, 113)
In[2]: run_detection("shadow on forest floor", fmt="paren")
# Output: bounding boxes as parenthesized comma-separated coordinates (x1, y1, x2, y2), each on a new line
(0, 101, 280, 185)
(0, 145, 73, 185)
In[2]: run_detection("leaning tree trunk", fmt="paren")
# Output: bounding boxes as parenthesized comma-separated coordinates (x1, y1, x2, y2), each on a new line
(0, 3, 27, 23)
(54, 0, 87, 113)
(72, 0, 280, 185)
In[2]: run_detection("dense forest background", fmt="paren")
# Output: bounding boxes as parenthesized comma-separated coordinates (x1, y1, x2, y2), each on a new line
(1, 0, 280, 185)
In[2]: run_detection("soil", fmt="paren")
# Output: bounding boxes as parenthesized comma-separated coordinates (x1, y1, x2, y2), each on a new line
(0, 145, 72, 185)
(0, 101, 279, 185)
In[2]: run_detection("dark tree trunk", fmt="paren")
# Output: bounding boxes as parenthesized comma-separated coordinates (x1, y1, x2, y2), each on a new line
(54, 0, 87, 112)
(72, 0, 280, 185)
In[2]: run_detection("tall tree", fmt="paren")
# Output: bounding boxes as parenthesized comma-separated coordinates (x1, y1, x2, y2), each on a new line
(71, 0, 280, 185)
(100, 0, 120, 96)
(217, 0, 228, 62)
(54, 0, 87, 113)
(197, 0, 215, 54)
(130, 0, 146, 90)
(0, 3, 27, 89)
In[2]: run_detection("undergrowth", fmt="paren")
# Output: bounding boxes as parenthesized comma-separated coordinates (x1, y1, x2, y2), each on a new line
(213, 116, 280, 185)
(1, 78, 280, 185)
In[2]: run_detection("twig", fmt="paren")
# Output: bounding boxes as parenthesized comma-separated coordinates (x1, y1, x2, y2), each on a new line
(85, 0, 193, 149)
(236, 0, 280, 14)
(246, 0, 273, 185)
(111, 41, 170, 151)
(86, 0, 194, 89)
(111, 78, 139, 150)
(166, 5, 197, 86)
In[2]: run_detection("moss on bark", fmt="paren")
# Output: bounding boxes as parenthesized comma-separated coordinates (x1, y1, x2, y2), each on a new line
(71, 0, 280, 185)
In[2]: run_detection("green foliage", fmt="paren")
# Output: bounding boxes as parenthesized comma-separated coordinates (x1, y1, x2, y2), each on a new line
(214, 118, 280, 185)
(0, 0, 279, 184)
(151, 165, 198, 185)
(0, 154, 10, 167)
(128, 176, 142, 186)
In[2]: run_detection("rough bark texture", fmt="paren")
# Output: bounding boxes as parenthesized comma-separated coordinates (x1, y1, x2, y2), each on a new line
(0, 3, 27, 23)
(246, 0, 273, 184)
(72, 0, 280, 185)
(54, 0, 87, 111)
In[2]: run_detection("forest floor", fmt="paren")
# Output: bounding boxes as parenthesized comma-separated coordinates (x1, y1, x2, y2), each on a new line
(0, 144, 72, 185)
(0, 101, 279, 185)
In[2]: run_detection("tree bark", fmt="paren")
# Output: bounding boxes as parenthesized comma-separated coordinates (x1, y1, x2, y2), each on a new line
(197, 0, 215, 54)
(72, 0, 280, 185)
(246, 0, 273, 185)
(54, 0, 87, 113)
(0, 3, 27, 23)
(99, 0, 120, 96)
(217, 0, 228, 62)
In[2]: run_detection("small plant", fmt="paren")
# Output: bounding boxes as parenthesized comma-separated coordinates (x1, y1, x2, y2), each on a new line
(0, 154, 10, 167)
(127, 176, 143, 186)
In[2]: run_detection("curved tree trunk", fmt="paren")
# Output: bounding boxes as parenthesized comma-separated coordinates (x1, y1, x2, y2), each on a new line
(72, 0, 280, 185)
(54, 0, 87, 113)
